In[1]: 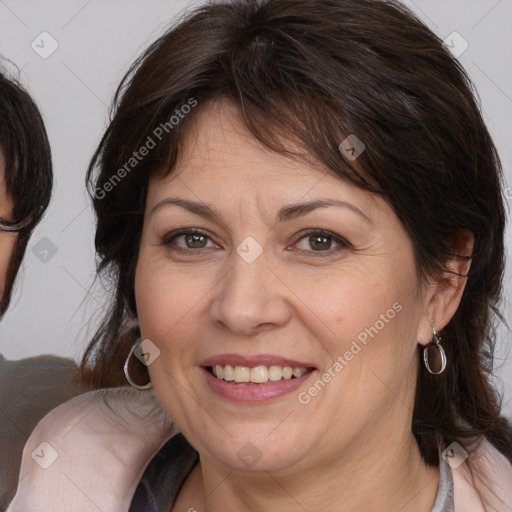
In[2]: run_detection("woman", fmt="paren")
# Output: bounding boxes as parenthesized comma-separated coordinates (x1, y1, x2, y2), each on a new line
(8, 0, 512, 510)
(0, 69, 52, 317)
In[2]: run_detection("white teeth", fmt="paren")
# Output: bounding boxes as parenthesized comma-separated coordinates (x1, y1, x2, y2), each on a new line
(234, 366, 250, 383)
(250, 366, 268, 383)
(211, 364, 309, 383)
(282, 367, 293, 379)
(223, 364, 234, 381)
(293, 367, 307, 378)
(268, 365, 283, 381)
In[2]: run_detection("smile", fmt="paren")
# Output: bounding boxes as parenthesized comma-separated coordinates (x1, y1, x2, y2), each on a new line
(200, 356, 317, 402)
(208, 364, 310, 383)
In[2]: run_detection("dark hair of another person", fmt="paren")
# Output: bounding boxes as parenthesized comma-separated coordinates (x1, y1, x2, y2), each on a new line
(0, 68, 53, 316)
(81, 0, 512, 466)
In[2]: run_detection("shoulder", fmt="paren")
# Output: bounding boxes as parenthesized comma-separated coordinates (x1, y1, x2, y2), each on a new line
(7, 387, 177, 512)
(452, 437, 512, 512)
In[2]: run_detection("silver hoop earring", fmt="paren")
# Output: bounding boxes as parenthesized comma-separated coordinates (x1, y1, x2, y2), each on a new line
(423, 325, 447, 375)
(124, 340, 152, 390)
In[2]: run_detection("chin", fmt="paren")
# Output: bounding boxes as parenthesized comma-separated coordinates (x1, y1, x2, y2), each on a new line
(192, 423, 310, 473)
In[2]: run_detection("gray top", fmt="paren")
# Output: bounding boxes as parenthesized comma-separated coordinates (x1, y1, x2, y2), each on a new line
(129, 434, 454, 511)
(431, 452, 455, 512)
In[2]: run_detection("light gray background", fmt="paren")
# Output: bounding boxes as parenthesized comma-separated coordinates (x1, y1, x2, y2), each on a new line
(0, 0, 511, 416)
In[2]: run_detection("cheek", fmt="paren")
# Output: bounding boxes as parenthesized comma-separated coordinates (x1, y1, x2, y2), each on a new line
(134, 252, 213, 359)
(299, 262, 422, 392)
(302, 278, 422, 424)
(297, 266, 406, 341)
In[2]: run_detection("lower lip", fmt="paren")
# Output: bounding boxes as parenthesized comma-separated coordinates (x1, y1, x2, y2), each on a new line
(202, 367, 315, 402)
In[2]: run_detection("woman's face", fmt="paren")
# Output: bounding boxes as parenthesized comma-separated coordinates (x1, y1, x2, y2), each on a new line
(135, 100, 435, 473)
(0, 151, 16, 302)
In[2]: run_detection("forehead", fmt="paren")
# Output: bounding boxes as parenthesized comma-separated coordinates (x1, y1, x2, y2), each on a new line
(179, 100, 322, 179)
(147, 99, 372, 208)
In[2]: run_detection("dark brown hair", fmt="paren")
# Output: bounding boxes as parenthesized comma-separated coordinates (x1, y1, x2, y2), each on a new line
(82, 0, 512, 465)
(0, 67, 53, 316)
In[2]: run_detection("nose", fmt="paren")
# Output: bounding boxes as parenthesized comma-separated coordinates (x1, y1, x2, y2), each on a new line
(209, 254, 292, 336)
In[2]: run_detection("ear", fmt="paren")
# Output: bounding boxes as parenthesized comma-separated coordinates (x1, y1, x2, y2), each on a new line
(417, 229, 474, 346)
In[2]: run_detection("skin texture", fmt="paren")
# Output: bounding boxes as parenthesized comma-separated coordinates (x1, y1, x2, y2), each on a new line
(135, 100, 471, 512)
(0, 151, 16, 301)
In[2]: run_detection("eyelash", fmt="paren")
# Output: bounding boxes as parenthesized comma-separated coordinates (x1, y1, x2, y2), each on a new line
(161, 228, 350, 257)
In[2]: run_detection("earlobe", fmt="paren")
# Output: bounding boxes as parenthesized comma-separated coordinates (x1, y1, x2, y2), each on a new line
(418, 229, 474, 345)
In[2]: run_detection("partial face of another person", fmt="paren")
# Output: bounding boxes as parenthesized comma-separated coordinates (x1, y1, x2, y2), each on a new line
(0, 151, 16, 301)
(135, 100, 436, 474)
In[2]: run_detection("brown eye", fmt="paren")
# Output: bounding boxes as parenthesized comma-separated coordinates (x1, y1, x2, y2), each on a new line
(308, 234, 332, 251)
(294, 230, 349, 254)
(163, 229, 217, 250)
(183, 233, 208, 249)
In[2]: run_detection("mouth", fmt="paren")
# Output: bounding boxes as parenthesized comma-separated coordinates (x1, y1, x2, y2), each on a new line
(200, 355, 317, 402)
(206, 364, 315, 384)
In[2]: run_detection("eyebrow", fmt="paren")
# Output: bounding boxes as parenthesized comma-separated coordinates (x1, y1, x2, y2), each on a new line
(150, 197, 371, 224)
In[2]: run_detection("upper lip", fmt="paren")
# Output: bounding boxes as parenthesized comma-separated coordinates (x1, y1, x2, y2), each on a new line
(200, 354, 315, 368)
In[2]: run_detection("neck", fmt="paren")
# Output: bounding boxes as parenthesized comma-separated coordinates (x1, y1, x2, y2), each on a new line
(179, 428, 439, 512)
